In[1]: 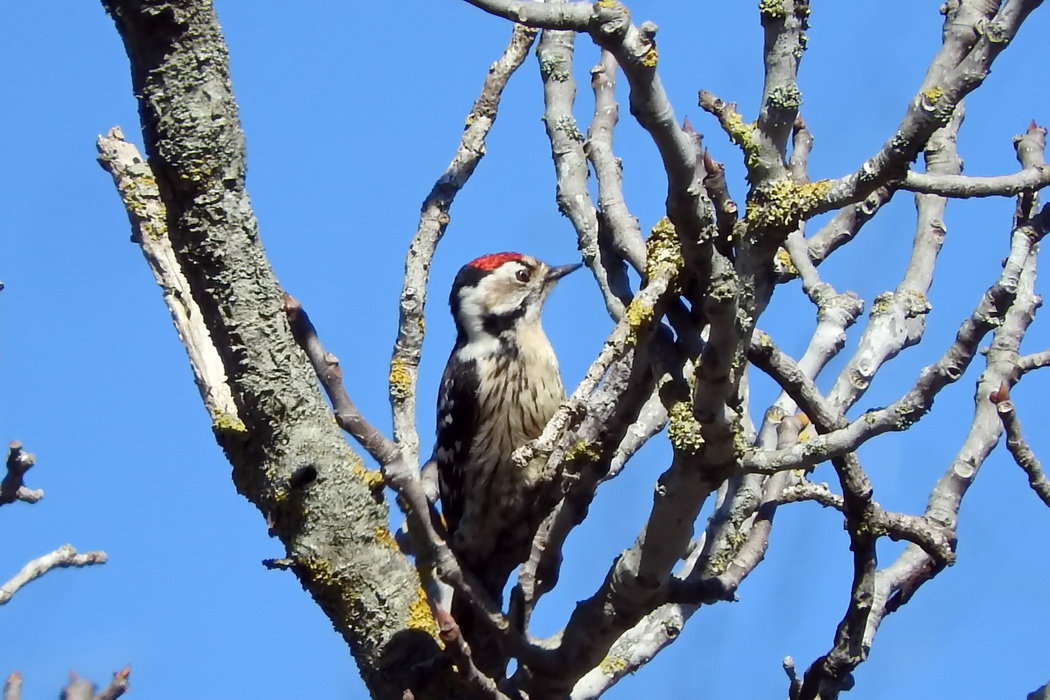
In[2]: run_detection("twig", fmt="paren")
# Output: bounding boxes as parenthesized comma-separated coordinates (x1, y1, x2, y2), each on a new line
(61, 676, 94, 700)
(788, 116, 813, 182)
(1, 442, 42, 506)
(283, 294, 399, 466)
(390, 23, 538, 468)
(585, 50, 646, 274)
(701, 150, 739, 241)
(785, 657, 802, 700)
(804, 187, 892, 267)
(537, 25, 626, 319)
(4, 672, 20, 700)
(1017, 348, 1050, 375)
(991, 389, 1050, 507)
(824, 106, 965, 413)
(777, 480, 843, 509)
(435, 608, 511, 700)
(899, 164, 1050, 197)
(94, 667, 131, 700)
(814, 0, 1040, 215)
(0, 545, 107, 605)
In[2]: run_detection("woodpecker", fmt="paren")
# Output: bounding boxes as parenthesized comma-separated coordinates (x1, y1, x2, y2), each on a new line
(433, 251, 579, 661)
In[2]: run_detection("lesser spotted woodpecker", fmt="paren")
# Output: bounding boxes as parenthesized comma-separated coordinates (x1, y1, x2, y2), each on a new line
(433, 251, 579, 666)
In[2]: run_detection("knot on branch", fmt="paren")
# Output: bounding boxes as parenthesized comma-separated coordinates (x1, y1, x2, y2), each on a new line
(590, 1, 631, 45)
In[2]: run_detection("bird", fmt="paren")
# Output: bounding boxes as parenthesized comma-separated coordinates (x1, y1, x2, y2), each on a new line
(433, 251, 580, 673)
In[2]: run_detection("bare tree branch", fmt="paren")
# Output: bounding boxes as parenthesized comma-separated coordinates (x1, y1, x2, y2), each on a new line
(94, 667, 131, 700)
(1017, 348, 1050, 374)
(1, 442, 41, 506)
(585, 50, 646, 274)
(755, 0, 808, 178)
(746, 335, 955, 564)
(744, 254, 1028, 474)
(61, 676, 94, 700)
(993, 387, 1050, 507)
(391, 23, 538, 469)
(283, 294, 399, 467)
(0, 545, 107, 606)
(825, 107, 965, 414)
(4, 672, 20, 700)
(462, 0, 592, 30)
(537, 24, 626, 319)
(435, 609, 511, 700)
(568, 602, 689, 700)
(815, 0, 1041, 214)
(96, 127, 237, 422)
(899, 164, 1050, 197)
(804, 187, 892, 267)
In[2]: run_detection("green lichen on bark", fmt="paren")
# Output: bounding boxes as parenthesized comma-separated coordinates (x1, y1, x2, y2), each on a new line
(539, 54, 570, 82)
(212, 410, 247, 434)
(645, 216, 683, 280)
(774, 247, 798, 276)
(406, 585, 439, 638)
(767, 84, 802, 111)
(667, 401, 704, 454)
(639, 45, 658, 67)
(758, 0, 786, 20)
(625, 300, 654, 344)
(871, 291, 895, 315)
(745, 178, 831, 229)
(353, 461, 385, 491)
(720, 107, 762, 175)
(599, 654, 630, 676)
(554, 114, 585, 142)
(566, 439, 601, 463)
(389, 358, 413, 400)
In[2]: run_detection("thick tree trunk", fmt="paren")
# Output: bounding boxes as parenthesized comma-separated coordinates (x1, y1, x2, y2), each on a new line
(100, 2, 458, 697)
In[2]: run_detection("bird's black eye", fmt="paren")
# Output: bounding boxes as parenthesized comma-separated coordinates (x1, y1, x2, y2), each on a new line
(515, 268, 531, 283)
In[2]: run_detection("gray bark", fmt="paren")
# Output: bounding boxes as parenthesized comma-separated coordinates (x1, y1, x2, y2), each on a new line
(100, 2, 451, 698)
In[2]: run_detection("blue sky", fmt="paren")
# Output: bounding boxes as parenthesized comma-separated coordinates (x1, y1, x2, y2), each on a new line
(1, 2, 1048, 698)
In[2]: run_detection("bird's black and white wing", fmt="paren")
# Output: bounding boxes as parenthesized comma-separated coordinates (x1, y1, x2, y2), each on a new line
(433, 348, 480, 536)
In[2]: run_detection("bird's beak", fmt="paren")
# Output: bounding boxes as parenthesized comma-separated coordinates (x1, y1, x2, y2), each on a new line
(545, 262, 583, 284)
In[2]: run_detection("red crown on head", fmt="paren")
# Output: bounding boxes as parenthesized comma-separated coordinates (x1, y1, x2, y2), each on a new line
(467, 252, 525, 271)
